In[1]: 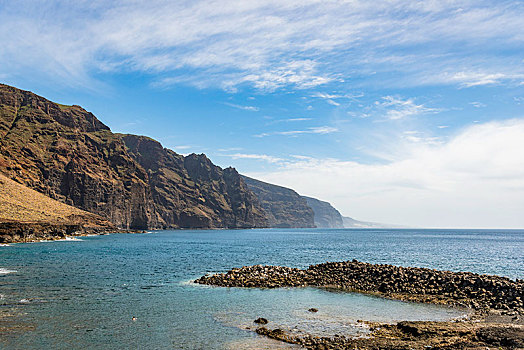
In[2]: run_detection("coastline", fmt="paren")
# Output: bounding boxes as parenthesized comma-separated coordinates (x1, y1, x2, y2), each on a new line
(196, 260, 524, 349)
(0, 222, 143, 244)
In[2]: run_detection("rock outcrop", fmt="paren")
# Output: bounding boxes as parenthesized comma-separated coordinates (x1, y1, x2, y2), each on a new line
(0, 84, 267, 229)
(121, 134, 267, 228)
(196, 260, 524, 314)
(0, 173, 114, 242)
(256, 321, 524, 350)
(242, 176, 315, 228)
(303, 196, 344, 228)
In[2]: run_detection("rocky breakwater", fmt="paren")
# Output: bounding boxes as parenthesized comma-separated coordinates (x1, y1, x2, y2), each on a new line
(195, 260, 523, 315)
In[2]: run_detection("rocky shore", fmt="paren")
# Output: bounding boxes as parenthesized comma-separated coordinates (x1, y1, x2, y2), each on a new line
(196, 260, 523, 349)
(256, 319, 524, 350)
(195, 260, 523, 315)
(0, 222, 135, 243)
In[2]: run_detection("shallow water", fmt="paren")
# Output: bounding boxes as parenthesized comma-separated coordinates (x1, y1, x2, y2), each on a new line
(0, 228, 522, 349)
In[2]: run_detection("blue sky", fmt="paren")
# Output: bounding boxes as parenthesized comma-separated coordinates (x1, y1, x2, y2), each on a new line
(1, 1, 523, 228)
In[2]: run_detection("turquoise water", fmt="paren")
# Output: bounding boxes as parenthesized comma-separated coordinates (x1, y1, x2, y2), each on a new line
(0, 228, 523, 349)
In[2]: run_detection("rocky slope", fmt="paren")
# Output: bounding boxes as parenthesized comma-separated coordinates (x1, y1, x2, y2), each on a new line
(121, 134, 267, 228)
(242, 176, 315, 228)
(0, 173, 114, 242)
(303, 196, 344, 228)
(0, 83, 267, 229)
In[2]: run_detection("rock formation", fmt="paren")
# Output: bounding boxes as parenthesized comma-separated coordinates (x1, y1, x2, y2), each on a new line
(242, 176, 315, 228)
(303, 196, 344, 228)
(0, 83, 267, 229)
(0, 173, 114, 242)
(196, 260, 524, 314)
(121, 134, 267, 228)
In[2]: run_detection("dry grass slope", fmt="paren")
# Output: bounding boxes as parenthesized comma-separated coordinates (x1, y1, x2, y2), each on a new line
(0, 173, 108, 226)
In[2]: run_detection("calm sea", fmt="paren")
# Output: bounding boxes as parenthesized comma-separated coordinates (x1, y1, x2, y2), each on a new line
(1, 228, 523, 349)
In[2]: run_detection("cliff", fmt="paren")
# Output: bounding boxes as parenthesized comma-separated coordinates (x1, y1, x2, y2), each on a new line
(120, 135, 267, 228)
(0, 84, 267, 229)
(303, 196, 344, 228)
(0, 173, 114, 242)
(242, 176, 315, 228)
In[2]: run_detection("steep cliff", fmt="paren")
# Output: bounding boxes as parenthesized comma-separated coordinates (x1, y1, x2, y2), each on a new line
(0, 173, 114, 242)
(242, 176, 315, 228)
(303, 196, 344, 228)
(0, 84, 267, 229)
(121, 135, 267, 228)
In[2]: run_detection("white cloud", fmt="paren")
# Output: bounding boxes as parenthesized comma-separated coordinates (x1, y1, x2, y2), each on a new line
(217, 147, 243, 152)
(228, 153, 283, 163)
(377, 96, 440, 120)
(268, 118, 313, 124)
(312, 92, 364, 106)
(1, 1, 523, 90)
(285, 118, 312, 122)
(223, 102, 259, 111)
(256, 126, 338, 137)
(247, 119, 524, 228)
(470, 102, 487, 108)
(448, 72, 514, 87)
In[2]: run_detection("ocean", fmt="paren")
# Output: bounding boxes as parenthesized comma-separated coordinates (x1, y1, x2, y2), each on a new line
(1, 228, 523, 349)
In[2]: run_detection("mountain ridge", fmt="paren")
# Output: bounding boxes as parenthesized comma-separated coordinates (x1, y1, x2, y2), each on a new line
(0, 83, 267, 230)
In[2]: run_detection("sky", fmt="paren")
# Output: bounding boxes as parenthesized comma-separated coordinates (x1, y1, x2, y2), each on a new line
(1, 0, 523, 228)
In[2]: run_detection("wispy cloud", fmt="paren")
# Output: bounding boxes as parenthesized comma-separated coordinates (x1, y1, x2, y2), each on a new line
(312, 92, 364, 106)
(1, 1, 523, 90)
(376, 96, 440, 120)
(470, 102, 487, 108)
(256, 126, 338, 137)
(267, 117, 313, 125)
(228, 153, 283, 163)
(446, 72, 521, 88)
(217, 147, 243, 152)
(223, 102, 259, 111)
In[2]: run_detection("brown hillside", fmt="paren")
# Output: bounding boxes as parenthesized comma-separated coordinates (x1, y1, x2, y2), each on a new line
(0, 173, 111, 226)
(0, 83, 268, 229)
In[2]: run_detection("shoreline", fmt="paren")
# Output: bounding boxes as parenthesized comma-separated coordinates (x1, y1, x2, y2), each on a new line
(0, 222, 144, 244)
(196, 260, 523, 349)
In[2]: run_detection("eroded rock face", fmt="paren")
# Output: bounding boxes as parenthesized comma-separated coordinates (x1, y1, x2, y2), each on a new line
(0, 84, 267, 229)
(303, 196, 344, 228)
(0, 84, 156, 229)
(121, 135, 267, 229)
(242, 176, 315, 228)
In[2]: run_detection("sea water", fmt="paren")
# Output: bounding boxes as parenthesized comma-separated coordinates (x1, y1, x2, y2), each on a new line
(0, 228, 522, 349)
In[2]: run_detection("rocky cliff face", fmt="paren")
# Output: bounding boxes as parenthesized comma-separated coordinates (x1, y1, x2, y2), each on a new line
(242, 176, 315, 228)
(121, 135, 267, 228)
(0, 84, 267, 229)
(303, 196, 344, 228)
(0, 172, 114, 242)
